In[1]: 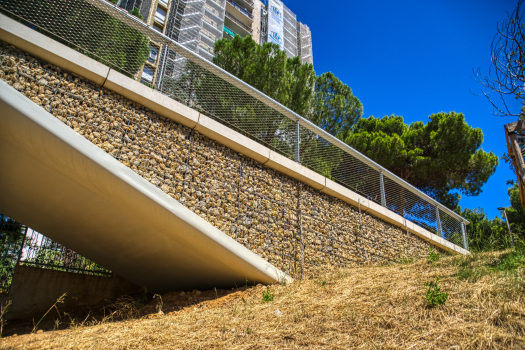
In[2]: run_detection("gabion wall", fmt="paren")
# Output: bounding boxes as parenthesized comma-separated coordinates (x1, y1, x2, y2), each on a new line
(0, 41, 437, 277)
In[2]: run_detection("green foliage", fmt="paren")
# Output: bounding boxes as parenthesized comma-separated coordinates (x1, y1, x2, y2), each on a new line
(213, 35, 316, 118)
(207, 35, 364, 180)
(0, 215, 25, 292)
(3, 0, 150, 76)
(346, 113, 499, 210)
(262, 287, 274, 303)
(313, 72, 363, 140)
(424, 277, 449, 307)
(505, 182, 525, 235)
(129, 7, 144, 21)
(428, 247, 440, 263)
(457, 184, 525, 252)
(455, 249, 525, 282)
(493, 249, 525, 271)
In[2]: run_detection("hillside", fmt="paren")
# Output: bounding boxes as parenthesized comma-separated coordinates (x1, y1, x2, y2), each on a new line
(1, 250, 524, 349)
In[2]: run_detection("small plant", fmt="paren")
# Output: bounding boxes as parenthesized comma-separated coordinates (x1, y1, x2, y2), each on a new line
(245, 327, 252, 334)
(262, 287, 274, 303)
(33, 293, 66, 333)
(428, 247, 440, 263)
(0, 300, 12, 338)
(493, 249, 525, 271)
(424, 277, 449, 307)
(129, 8, 144, 21)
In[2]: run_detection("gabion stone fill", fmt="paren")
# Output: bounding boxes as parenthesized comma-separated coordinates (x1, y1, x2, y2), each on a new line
(0, 41, 437, 278)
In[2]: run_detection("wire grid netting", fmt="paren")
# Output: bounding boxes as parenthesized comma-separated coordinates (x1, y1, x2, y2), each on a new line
(0, 40, 446, 280)
(0, 0, 468, 249)
(0, 215, 112, 293)
(20, 229, 112, 276)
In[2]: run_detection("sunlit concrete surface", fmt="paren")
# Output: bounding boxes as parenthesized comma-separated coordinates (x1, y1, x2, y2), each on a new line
(0, 80, 289, 293)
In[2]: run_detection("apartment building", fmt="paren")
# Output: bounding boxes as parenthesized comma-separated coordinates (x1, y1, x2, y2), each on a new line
(123, 0, 312, 87)
(260, 0, 313, 65)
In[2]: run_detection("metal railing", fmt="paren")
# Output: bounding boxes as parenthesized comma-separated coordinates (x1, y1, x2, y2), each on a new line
(0, 0, 469, 249)
(226, 0, 253, 20)
(0, 215, 111, 293)
(225, 10, 253, 33)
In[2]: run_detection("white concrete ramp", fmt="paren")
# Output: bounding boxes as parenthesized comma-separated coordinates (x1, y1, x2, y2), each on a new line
(0, 80, 288, 293)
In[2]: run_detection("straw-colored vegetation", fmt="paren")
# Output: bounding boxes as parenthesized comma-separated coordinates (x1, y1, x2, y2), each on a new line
(1, 250, 524, 349)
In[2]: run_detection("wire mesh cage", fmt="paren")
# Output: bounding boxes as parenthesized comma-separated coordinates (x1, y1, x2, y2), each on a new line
(0, 0, 469, 250)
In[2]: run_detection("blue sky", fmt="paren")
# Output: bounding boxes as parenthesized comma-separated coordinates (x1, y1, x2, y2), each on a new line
(282, 0, 521, 219)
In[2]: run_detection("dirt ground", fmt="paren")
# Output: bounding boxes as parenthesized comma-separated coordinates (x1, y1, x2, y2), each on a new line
(1, 251, 524, 349)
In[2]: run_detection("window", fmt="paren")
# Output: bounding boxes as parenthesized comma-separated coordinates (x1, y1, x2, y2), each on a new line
(158, 0, 168, 7)
(155, 7, 166, 24)
(141, 66, 155, 83)
(148, 46, 159, 64)
(153, 22, 164, 33)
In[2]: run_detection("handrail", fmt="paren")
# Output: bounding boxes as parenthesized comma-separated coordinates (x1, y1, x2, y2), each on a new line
(225, 10, 253, 33)
(13, 0, 469, 234)
(226, 0, 253, 20)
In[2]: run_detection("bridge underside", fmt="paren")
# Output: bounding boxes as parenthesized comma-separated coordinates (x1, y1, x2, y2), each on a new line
(0, 80, 287, 293)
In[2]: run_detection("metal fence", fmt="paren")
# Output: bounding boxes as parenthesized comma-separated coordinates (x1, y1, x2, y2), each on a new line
(0, 0, 469, 249)
(0, 215, 111, 293)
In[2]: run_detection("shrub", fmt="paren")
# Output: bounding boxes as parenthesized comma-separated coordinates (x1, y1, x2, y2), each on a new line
(424, 277, 449, 307)
(129, 7, 144, 21)
(262, 287, 274, 303)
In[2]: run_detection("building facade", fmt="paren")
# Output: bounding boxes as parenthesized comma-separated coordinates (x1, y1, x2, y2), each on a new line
(121, 0, 313, 87)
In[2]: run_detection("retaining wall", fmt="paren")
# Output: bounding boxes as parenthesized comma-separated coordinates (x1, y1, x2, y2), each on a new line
(0, 265, 140, 321)
(0, 40, 443, 277)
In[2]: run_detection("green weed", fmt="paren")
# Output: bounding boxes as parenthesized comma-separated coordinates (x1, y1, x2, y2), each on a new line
(424, 277, 448, 307)
(428, 247, 440, 263)
(262, 287, 274, 303)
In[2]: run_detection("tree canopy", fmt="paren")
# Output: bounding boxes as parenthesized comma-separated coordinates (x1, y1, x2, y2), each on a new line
(313, 72, 363, 140)
(213, 35, 316, 117)
(213, 36, 362, 135)
(457, 183, 525, 251)
(345, 112, 499, 209)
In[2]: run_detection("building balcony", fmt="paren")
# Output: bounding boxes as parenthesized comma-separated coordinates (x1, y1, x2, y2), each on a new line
(234, 0, 254, 11)
(224, 11, 253, 36)
(223, 25, 235, 39)
(225, 0, 253, 26)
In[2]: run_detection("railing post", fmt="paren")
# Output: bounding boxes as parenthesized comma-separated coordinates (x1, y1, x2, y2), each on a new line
(379, 171, 386, 207)
(295, 120, 300, 163)
(436, 207, 442, 237)
(461, 222, 468, 250)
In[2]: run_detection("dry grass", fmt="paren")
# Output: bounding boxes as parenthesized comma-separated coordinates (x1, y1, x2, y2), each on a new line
(1, 251, 524, 349)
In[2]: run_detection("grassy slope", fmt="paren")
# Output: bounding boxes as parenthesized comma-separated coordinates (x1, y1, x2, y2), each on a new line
(1, 250, 524, 349)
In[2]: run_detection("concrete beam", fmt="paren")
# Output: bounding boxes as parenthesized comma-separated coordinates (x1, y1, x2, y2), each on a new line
(0, 80, 289, 293)
(195, 114, 270, 164)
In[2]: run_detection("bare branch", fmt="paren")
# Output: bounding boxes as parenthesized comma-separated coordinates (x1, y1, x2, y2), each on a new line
(474, 0, 525, 118)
